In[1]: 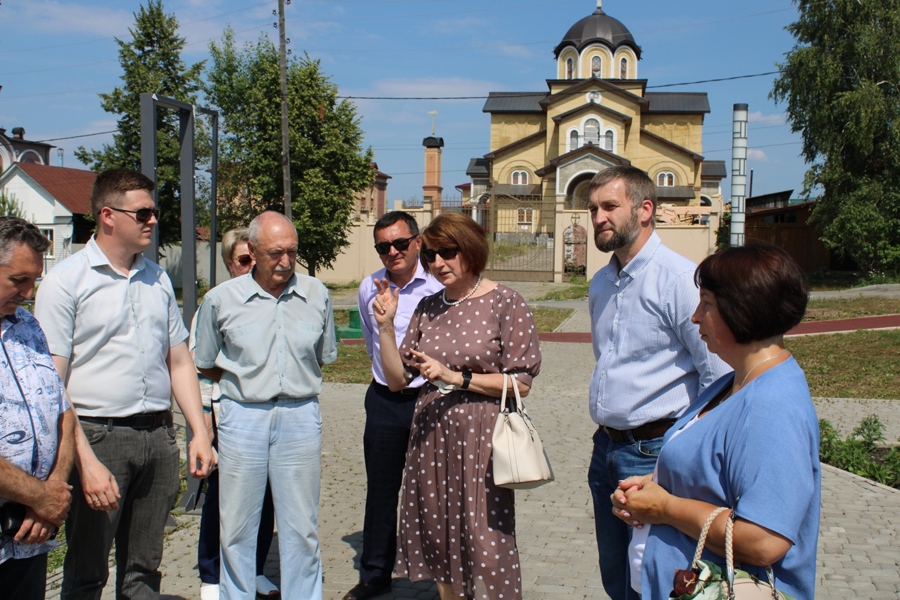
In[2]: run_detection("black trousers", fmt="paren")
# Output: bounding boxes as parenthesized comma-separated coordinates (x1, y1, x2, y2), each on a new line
(359, 382, 417, 586)
(0, 553, 48, 600)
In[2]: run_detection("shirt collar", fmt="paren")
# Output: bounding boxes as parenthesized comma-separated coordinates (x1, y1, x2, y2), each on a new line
(611, 231, 662, 281)
(240, 268, 302, 302)
(85, 236, 147, 277)
(383, 260, 431, 291)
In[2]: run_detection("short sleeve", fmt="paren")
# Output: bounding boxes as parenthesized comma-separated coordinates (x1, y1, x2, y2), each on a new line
(725, 379, 818, 545)
(33, 270, 77, 359)
(193, 293, 222, 370)
(162, 273, 189, 347)
(316, 289, 338, 366)
(496, 288, 542, 387)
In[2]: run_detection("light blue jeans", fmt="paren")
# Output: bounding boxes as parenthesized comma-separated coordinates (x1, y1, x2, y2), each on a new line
(217, 397, 323, 600)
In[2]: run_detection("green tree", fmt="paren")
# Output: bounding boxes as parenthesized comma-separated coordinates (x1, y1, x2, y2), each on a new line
(771, 0, 900, 274)
(75, 0, 205, 249)
(0, 190, 25, 218)
(206, 29, 374, 276)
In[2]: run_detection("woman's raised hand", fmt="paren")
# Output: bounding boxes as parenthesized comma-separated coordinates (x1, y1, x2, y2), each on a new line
(410, 349, 449, 384)
(372, 278, 400, 328)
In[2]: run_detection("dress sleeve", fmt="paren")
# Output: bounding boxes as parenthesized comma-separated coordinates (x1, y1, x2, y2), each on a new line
(398, 298, 427, 384)
(724, 374, 818, 545)
(497, 288, 542, 387)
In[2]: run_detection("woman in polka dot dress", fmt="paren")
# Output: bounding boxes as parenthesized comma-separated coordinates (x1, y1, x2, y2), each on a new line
(372, 212, 542, 600)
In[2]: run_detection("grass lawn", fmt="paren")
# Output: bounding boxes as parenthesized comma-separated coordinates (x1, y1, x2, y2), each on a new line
(804, 297, 900, 321)
(323, 307, 574, 385)
(535, 277, 591, 301)
(787, 329, 900, 399)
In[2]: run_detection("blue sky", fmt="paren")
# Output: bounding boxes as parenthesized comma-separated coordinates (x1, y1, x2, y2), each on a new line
(0, 0, 806, 204)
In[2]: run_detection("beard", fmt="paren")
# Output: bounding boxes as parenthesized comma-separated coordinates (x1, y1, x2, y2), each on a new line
(594, 208, 641, 252)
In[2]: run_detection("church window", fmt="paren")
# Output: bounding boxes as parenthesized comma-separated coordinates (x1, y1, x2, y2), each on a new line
(584, 119, 601, 146)
(591, 56, 602, 78)
(566, 57, 575, 80)
(620, 57, 628, 79)
(569, 130, 580, 152)
(603, 130, 615, 151)
(511, 170, 529, 185)
(517, 207, 533, 225)
(657, 172, 675, 187)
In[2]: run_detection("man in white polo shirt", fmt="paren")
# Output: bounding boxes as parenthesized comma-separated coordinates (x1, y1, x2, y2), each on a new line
(35, 168, 214, 600)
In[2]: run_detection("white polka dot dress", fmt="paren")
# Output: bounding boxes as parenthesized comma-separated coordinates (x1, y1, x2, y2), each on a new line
(396, 285, 542, 600)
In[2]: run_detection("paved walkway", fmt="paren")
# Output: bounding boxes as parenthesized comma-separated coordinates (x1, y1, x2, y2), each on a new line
(45, 281, 900, 600)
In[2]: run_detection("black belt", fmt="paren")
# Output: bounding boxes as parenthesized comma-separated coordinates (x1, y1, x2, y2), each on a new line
(600, 418, 677, 442)
(80, 411, 173, 430)
(372, 381, 420, 396)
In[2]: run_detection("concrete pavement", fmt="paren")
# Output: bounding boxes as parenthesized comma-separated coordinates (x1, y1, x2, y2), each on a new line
(45, 281, 900, 600)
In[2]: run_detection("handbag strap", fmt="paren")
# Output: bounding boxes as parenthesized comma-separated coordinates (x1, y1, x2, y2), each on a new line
(692, 506, 729, 568)
(499, 372, 524, 413)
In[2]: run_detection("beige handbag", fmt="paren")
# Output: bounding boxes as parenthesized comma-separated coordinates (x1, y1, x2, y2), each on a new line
(491, 373, 554, 489)
(670, 507, 788, 600)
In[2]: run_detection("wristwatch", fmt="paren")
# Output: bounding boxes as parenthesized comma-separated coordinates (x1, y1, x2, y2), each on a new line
(460, 368, 472, 390)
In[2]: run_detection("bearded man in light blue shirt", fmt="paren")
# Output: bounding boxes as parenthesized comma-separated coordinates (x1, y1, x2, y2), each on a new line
(585, 166, 728, 600)
(194, 211, 337, 600)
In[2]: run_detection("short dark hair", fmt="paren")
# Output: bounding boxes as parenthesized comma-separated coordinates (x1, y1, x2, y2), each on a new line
(91, 169, 156, 221)
(420, 212, 488, 276)
(588, 165, 657, 216)
(695, 242, 808, 344)
(0, 217, 50, 265)
(374, 211, 419, 239)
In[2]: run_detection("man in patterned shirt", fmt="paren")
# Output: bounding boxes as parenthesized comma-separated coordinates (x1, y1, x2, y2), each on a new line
(0, 217, 76, 600)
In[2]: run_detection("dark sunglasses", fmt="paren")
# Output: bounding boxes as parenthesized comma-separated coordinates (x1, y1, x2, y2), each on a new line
(110, 206, 160, 223)
(374, 235, 416, 255)
(421, 247, 459, 263)
(235, 254, 252, 267)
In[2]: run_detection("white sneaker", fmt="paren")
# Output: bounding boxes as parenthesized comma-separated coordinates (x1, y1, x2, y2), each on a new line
(256, 575, 280, 598)
(200, 583, 220, 600)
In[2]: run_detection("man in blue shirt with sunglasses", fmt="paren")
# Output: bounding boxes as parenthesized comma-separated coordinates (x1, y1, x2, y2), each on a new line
(345, 211, 442, 600)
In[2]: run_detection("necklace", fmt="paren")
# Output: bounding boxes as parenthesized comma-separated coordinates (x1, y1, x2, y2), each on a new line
(442, 274, 483, 307)
(736, 348, 789, 390)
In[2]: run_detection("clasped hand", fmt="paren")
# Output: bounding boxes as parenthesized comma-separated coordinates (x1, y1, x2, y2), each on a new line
(610, 474, 669, 528)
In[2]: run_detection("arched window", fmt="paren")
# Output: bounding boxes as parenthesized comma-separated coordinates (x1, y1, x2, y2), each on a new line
(511, 170, 529, 185)
(584, 119, 601, 146)
(591, 56, 602, 78)
(517, 207, 533, 225)
(603, 130, 614, 152)
(566, 57, 575, 80)
(656, 172, 675, 187)
(569, 130, 580, 152)
(620, 57, 628, 79)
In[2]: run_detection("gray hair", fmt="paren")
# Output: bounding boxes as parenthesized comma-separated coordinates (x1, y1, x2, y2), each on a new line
(588, 165, 657, 219)
(0, 217, 50, 265)
(221, 227, 250, 264)
(248, 211, 295, 245)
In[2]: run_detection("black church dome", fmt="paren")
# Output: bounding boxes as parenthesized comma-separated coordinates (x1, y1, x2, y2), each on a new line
(553, 5, 641, 59)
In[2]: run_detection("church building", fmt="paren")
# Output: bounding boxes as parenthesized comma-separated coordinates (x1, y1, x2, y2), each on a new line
(464, 1, 725, 220)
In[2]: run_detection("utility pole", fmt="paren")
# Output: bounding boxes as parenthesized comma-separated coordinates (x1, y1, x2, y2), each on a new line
(278, 0, 292, 220)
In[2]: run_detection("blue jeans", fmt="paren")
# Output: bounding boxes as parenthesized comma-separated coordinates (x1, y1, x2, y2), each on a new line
(61, 421, 180, 600)
(588, 428, 663, 600)
(217, 397, 323, 600)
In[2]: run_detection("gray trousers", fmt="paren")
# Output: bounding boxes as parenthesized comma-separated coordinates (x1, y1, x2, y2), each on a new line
(61, 420, 179, 600)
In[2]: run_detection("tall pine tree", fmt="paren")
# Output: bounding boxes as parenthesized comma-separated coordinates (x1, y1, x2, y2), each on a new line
(206, 29, 374, 276)
(76, 0, 205, 249)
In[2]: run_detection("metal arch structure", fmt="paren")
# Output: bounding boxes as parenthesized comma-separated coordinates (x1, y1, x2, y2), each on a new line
(140, 93, 219, 513)
(140, 92, 219, 328)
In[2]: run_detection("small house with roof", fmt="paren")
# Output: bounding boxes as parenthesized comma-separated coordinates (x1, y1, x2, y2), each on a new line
(0, 162, 95, 274)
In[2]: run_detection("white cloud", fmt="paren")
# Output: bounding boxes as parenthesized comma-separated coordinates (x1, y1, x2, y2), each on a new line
(747, 149, 769, 162)
(748, 111, 784, 126)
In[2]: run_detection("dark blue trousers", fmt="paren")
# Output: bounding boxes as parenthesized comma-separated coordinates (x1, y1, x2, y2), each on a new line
(197, 419, 276, 584)
(0, 553, 48, 600)
(359, 382, 417, 587)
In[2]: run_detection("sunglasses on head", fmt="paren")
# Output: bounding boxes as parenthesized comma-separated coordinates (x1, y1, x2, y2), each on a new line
(109, 206, 160, 223)
(374, 235, 416, 255)
(421, 247, 459, 263)
(235, 254, 253, 267)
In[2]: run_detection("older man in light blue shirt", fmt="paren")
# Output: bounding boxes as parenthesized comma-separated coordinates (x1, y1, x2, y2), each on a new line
(194, 211, 337, 600)
(585, 166, 728, 600)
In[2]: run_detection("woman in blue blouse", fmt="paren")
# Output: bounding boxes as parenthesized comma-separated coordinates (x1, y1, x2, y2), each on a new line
(612, 242, 820, 599)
